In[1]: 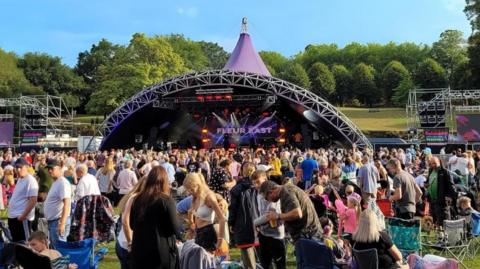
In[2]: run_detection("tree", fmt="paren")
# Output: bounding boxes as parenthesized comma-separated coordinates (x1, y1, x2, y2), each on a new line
(164, 34, 209, 71)
(392, 76, 415, 106)
(352, 63, 381, 106)
(431, 30, 468, 82)
(18, 52, 86, 107)
(413, 58, 448, 88)
(381, 60, 410, 103)
(86, 33, 188, 114)
(198, 41, 229, 69)
(331, 64, 353, 106)
(465, 0, 480, 87)
(75, 39, 123, 85)
(308, 62, 335, 98)
(279, 62, 311, 89)
(0, 49, 39, 97)
(259, 51, 288, 74)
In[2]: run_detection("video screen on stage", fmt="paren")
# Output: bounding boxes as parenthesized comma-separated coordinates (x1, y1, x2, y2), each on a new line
(456, 114, 480, 142)
(207, 115, 278, 146)
(424, 128, 449, 146)
(0, 122, 14, 146)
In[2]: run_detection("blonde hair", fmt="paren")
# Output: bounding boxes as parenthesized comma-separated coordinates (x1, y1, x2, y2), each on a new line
(183, 173, 210, 199)
(347, 196, 361, 221)
(457, 196, 472, 209)
(314, 185, 324, 195)
(102, 157, 115, 175)
(353, 209, 380, 243)
(242, 162, 256, 178)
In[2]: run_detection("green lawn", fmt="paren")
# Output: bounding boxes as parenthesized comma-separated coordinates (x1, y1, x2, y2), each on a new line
(339, 107, 407, 132)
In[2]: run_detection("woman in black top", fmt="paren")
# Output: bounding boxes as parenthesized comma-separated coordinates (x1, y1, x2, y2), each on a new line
(352, 209, 407, 269)
(130, 166, 180, 269)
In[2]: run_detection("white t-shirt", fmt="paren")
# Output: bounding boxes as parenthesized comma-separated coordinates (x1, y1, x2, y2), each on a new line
(456, 157, 469, 176)
(75, 173, 101, 201)
(44, 177, 72, 221)
(8, 174, 39, 221)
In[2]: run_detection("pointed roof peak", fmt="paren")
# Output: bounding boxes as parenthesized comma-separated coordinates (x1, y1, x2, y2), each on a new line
(223, 18, 271, 76)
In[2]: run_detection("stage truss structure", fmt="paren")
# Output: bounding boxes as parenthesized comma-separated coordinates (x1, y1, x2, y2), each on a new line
(0, 95, 75, 138)
(406, 88, 480, 139)
(99, 70, 372, 149)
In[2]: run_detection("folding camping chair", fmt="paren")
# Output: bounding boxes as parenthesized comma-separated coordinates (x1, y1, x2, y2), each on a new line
(294, 239, 336, 269)
(423, 219, 470, 269)
(353, 248, 379, 269)
(376, 199, 394, 218)
(54, 238, 108, 269)
(386, 217, 422, 259)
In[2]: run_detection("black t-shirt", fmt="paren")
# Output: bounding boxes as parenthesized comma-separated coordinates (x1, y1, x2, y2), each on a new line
(353, 231, 396, 269)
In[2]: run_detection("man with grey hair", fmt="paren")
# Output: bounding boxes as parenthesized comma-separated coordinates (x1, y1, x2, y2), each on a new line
(75, 164, 101, 201)
(260, 180, 321, 243)
(357, 154, 380, 204)
(116, 160, 138, 200)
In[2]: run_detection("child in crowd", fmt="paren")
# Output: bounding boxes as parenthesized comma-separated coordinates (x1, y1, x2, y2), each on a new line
(333, 187, 361, 238)
(457, 196, 479, 237)
(319, 217, 350, 264)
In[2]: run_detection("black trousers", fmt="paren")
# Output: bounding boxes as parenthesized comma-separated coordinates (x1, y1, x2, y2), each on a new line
(396, 211, 414, 220)
(258, 233, 286, 269)
(8, 218, 31, 243)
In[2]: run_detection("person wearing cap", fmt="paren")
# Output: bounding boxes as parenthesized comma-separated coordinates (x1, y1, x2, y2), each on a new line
(8, 158, 38, 242)
(45, 158, 72, 246)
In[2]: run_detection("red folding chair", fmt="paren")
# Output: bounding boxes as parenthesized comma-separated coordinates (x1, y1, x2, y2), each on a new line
(377, 199, 394, 217)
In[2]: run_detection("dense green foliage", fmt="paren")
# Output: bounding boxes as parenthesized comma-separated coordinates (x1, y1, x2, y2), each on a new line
(2, 1, 479, 114)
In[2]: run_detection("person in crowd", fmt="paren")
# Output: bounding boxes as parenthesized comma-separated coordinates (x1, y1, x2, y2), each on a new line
(228, 154, 242, 180)
(209, 159, 235, 201)
(333, 187, 361, 238)
(116, 160, 138, 201)
(252, 171, 286, 269)
(129, 166, 180, 269)
(319, 217, 349, 264)
(161, 156, 176, 184)
(35, 154, 53, 202)
(8, 158, 39, 242)
(74, 164, 101, 201)
(87, 160, 97, 176)
(308, 184, 327, 219)
(45, 158, 72, 247)
(425, 156, 457, 226)
(96, 157, 116, 198)
(327, 159, 342, 189)
(341, 156, 357, 184)
(28, 231, 77, 269)
(3, 165, 15, 201)
(116, 176, 146, 269)
(300, 153, 318, 190)
(260, 180, 322, 243)
(228, 162, 258, 269)
(357, 155, 380, 204)
(375, 159, 389, 182)
(352, 209, 407, 269)
(184, 173, 226, 253)
(387, 159, 422, 220)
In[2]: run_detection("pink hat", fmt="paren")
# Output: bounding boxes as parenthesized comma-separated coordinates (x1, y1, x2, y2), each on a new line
(347, 192, 361, 203)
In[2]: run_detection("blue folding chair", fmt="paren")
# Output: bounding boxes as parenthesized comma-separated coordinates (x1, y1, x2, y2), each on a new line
(54, 238, 108, 269)
(294, 238, 337, 269)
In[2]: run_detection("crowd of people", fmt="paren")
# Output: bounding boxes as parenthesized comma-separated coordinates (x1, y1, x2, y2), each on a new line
(0, 145, 479, 269)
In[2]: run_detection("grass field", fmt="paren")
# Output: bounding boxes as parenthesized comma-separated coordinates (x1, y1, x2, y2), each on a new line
(338, 107, 407, 132)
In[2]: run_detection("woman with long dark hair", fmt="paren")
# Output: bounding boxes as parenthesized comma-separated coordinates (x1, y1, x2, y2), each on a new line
(130, 166, 180, 269)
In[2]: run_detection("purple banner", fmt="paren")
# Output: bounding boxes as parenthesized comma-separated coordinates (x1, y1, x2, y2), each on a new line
(0, 122, 14, 146)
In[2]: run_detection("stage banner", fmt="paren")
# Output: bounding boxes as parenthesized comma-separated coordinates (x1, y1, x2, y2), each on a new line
(0, 122, 14, 146)
(21, 130, 46, 145)
(456, 114, 480, 142)
(424, 128, 449, 146)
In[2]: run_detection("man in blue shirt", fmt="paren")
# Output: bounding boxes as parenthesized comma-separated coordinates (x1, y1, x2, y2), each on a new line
(300, 153, 318, 190)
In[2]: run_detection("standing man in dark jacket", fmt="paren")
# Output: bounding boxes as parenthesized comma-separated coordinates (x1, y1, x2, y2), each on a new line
(425, 156, 457, 226)
(228, 162, 259, 269)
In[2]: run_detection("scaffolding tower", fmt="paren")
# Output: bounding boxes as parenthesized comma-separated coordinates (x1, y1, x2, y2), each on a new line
(0, 95, 75, 139)
(406, 88, 480, 140)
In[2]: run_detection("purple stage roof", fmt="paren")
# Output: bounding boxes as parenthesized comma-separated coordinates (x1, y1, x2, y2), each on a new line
(223, 33, 271, 76)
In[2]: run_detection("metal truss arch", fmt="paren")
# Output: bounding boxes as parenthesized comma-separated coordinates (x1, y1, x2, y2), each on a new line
(100, 70, 372, 149)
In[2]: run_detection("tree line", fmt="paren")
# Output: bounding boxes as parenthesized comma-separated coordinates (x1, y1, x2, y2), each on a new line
(0, 1, 479, 114)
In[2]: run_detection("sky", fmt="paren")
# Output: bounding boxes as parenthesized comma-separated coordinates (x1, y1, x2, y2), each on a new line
(0, 0, 473, 66)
